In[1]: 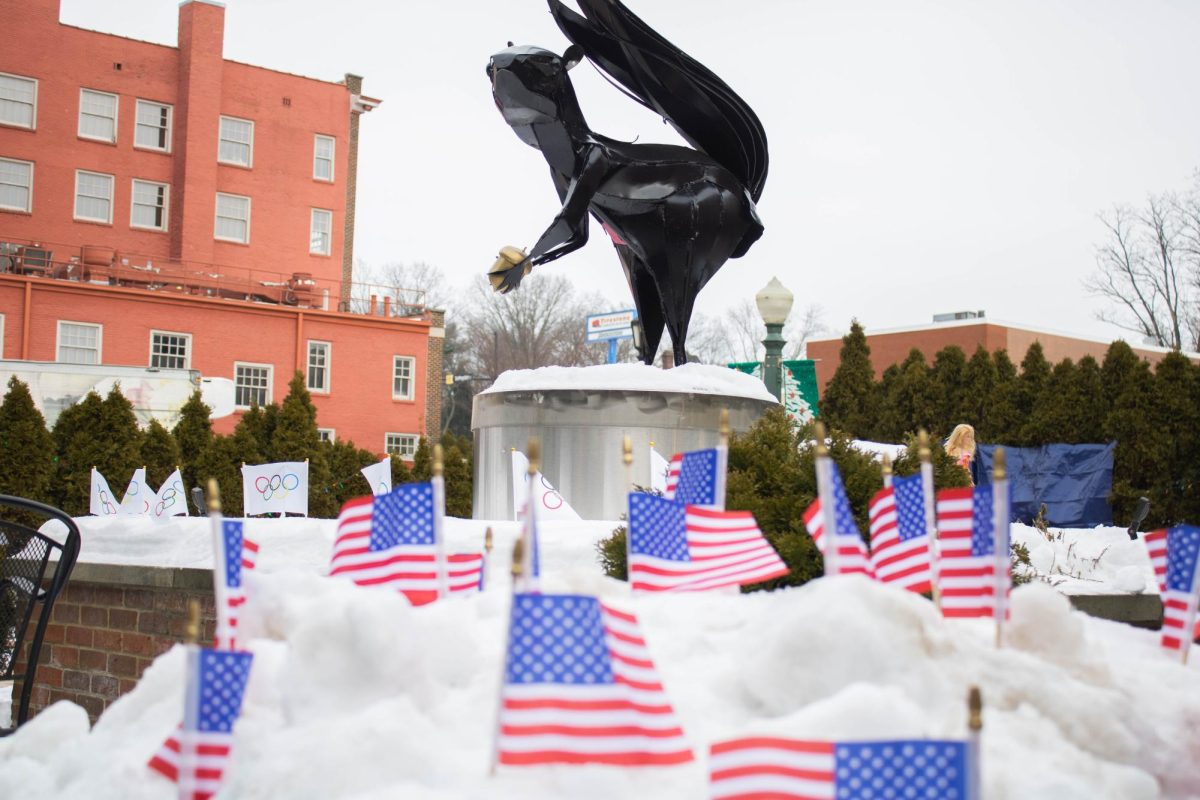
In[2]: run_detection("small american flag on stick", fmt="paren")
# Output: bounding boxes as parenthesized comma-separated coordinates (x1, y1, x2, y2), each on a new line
(868, 474, 932, 593)
(1143, 525, 1200, 659)
(213, 520, 259, 651)
(665, 446, 727, 509)
(936, 483, 1010, 620)
(803, 461, 872, 577)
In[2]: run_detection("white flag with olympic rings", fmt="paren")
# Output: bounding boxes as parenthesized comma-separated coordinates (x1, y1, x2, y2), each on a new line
(242, 461, 309, 516)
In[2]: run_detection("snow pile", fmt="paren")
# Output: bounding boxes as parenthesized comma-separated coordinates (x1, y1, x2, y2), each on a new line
(850, 439, 908, 461)
(1011, 524, 1157, 595)
(483, 363, 777, 403)
(2, 531, 1198, 798)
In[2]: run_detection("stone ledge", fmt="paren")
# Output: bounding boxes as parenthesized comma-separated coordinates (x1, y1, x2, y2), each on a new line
(1068, 593, 1162, 629)
(69, 562, 213, 591)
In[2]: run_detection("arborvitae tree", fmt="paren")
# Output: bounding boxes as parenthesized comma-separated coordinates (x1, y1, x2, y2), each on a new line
(1151, 352, 1200, 524)
(441, 433, 474, 518)
(1101, 340, 1141, 402)
(930, 345, 969, 436)
(410, 438, 432, 481)
(0, 377, 55, 505)
(324, 439, 382, 508)
(1024, 358, 1078, 444)
(873, 365, 901, 440)
(272, 372, 337, 517)
(1104, 359, 1167, 525)
(173, 391, 213, 495)
(140, 419, 182, 489)
(191, 435, 245, 517)
(230, 410, 267, 468)
(390, 454, 414, 486)
(1012, 342, 1051, 443)
(985, 349, 1023, 444)
(1071, 355, 1107, 443)
(100, 385, 144, 478)
(960, 346, 997, 439)
(820, 320, 879, 439)
(51, 390, 104, 512)
(877, 349, 938, 440)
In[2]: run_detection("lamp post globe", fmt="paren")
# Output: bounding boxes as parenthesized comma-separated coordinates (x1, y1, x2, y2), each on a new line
(755, 277, 793, 402)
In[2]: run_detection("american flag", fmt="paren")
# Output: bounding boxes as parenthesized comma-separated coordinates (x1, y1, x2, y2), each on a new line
(328, 483, 447, 606)
(214, 520, 260, 651)
(148, 648, 254, 799)
(627, 493, 788, 592)
(709, 736, 972, 800)
(1143, 526, 1200, 654)
(447, 551, 487, 593)
(495, 593, 692, 767)
(936, 485, 1010, 619)
(868, 474, 932, 593)
(802, 462, 872, 576)
(665, 446, 726, 508)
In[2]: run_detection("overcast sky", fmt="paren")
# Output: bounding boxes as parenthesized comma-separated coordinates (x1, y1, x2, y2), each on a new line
(62, 0, 1200, 343)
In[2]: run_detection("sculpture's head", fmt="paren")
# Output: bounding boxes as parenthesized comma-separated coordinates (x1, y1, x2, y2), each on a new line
(487, 44, 583, 146)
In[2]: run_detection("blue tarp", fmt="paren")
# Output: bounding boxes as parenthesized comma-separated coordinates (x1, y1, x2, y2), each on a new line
(974, 442, 1116, 528)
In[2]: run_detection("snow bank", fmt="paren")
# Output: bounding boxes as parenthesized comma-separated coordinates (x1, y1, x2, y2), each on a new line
(482, 363, 777, 403)
(1011, 524, 1157, 596)
(850, 439, 908, 461)
(2, 529, 1198, 798)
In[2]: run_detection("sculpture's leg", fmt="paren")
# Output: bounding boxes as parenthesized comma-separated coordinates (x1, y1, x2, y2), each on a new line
(617, 248, 665, 365)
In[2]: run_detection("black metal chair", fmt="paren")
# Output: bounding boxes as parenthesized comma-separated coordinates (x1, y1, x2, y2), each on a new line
(0, 496, 81, 735)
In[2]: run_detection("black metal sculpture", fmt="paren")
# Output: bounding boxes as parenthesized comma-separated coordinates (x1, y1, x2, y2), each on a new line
(487, 0, 768, 365)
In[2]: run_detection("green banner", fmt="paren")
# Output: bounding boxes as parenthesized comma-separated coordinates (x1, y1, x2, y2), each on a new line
(728, 359, 819, 425)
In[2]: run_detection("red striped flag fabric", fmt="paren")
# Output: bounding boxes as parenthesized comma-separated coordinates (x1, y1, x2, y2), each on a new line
(868, 474, 932, 593)
(496, 593, 693, 767)
(709, 736, 973, 799)
(447, 551, 486, 593)
(1143, 527, 1200, 653)
(627, 493, 788, 592)
(214, 520, 259, 651)
(936, 485, 1010, 619)
(802, 463, 872, 576)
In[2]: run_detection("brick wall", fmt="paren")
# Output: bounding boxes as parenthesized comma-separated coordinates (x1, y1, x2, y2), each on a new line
(425, 308, 445, 441)
(13, 566, 214, 724)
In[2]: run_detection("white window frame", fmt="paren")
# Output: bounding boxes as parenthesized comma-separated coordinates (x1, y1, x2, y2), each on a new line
(234, 362, 273, 408)
(0, 72, 38, 130)
(56, 321, 103, 365)
(306, 340, 331, 394)
(309, 208, 332, 256)
(78, 88, 119, 143)
(134, 99, 172, 152)
(130, 179, 170, 232)
(214, 192, 251, 244)
(149, 330, 191, 370)
(392, 356, 415, 401)
(0, 157, 33, 213)
(218, 115, 254, 167)
(317, 428, 335, 443)
(313, 134, 335, 182)
(385, 433, 419, 460)
(74, 170, 114, 224)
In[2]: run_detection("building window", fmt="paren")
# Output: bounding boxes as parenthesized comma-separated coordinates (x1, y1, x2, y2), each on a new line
(218, 116, 253, 167)
(234, 362, 272, 407)
(57, 321, 102, 365)
(150, 330, 190, 370)
(385, 433, 419, 460)
(215, 192, 250, 243)
(307, 340, 330, 393)
(79, 89, 118, 143)
(0, 73, 37, 129)
(314, 135, 335, 181)
(0, 158, 33, 213)
(135, 100, 172, 151)
(310, 208, 332, 255)
(392, 356, 415, 400)
(74, 170, 114, 224)
(131, 179, 169, 231)
(318, 428, 335, 443)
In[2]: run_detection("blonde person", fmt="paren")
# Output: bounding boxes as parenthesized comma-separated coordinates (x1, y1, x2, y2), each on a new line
(944, 424, 976, 480)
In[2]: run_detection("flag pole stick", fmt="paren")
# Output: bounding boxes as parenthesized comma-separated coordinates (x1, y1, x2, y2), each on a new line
(814, 421, 838, 577)
(992, 448, 1009, 648)
(523, 438, 539, 589)
(490, 537, 524, 776)
(716, 409, 730, 510)
(648, 439, 656, 489)
(483, 526, 493, 591)
(178, 599, 202, 800)
(623, 435, 634, 582)
(881, 452, 893, 490)
(1181, 549, 1200, 665)
(967, 685, 982, 800)
(918, 431, 942, 612)
(433, 444, 448, 600)
(206, 479, 225, 650)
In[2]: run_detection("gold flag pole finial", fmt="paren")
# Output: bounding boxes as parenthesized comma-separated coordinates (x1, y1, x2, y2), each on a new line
(719, 409, 731, 448)
(485, 526, 494, 554)
(433, 443, 444, 478)
(993, 447, 1007, 481)
(968, 685, 983, 732)
(526, 438, 540, 476)
(814, 421, 829, 457)
(918, 429, 932, 463)
(881, 452, 893, 477)
(511, 537, 525, 579)
(205, 478, 222, 514)
(622, 435, 633, 467)
(185, 599, 201, 645)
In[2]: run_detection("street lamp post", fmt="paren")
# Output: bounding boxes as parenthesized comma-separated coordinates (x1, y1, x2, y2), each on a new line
(755, 277, 794, 402)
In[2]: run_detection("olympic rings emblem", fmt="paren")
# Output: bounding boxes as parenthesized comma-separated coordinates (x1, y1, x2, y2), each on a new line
(156, 481, 184, 515)
(254, 472, 301, 501)
(98, 489, 118, 515)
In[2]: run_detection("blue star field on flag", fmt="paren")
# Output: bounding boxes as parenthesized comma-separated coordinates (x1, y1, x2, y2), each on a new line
(370, 483, 435, 551)
(628, 494, 690, 562)
(674, 449, 717, 506)
(193, 649, 254, 734)
(830, 463, 862, 540)
(833, 740, 969, 799)
(221, 521, 244, 588)
(505, 594, 613, 685)
(891, 474, 927, 542)
(1166, 525, 1200, 592)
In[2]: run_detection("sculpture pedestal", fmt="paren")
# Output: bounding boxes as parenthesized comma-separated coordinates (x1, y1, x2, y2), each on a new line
(471, 364, 777, 520)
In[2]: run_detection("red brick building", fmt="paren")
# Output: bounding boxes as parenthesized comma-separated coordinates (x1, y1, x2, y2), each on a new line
(0, 0, 442, 456)
(807, 316, 1191, 390)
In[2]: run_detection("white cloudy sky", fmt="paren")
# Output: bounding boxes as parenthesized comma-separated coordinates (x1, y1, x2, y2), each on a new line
(61, 0, 1200, 341)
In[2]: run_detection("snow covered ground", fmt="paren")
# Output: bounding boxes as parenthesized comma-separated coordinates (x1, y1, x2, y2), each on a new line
(1011, 523, 1157, 595)
(2, 515, 1196, 798)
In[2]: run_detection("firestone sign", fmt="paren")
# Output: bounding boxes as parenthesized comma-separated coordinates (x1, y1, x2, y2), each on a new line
(585, 309, 639, 343)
